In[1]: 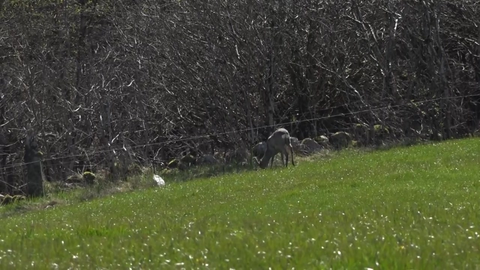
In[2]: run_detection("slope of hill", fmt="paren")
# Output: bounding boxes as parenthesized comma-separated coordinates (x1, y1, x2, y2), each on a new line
(1, 139, 480, 269)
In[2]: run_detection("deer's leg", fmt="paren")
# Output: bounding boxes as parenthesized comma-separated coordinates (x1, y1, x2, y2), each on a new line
(289, 145, 295, 166)
(283, 146, 290, 167)
(285, 152, 289, 167)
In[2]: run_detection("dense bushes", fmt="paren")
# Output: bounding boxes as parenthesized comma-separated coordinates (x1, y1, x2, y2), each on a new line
(1, 1, 479, 192)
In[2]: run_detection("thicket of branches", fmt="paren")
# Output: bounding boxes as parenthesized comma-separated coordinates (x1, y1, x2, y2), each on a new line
(1, 0, 479, 193)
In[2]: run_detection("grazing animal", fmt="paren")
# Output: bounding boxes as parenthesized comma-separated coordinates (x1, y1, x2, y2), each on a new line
(255, 128, 295, 169)
(252, 141, 267, 159)
(251, 141, 271, 168)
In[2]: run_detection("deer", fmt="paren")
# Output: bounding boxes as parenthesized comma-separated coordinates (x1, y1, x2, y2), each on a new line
(254, 128, 295, 169)
(252, 141, 267, 159)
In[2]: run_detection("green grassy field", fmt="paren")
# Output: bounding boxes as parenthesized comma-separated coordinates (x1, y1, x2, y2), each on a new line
(1, 138, 480, 269)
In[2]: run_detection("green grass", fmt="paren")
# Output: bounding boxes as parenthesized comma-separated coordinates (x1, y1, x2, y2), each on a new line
(1, 138, 480, 269)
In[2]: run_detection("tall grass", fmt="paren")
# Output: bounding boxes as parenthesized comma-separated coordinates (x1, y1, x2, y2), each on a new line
(0, 138, 480, 269)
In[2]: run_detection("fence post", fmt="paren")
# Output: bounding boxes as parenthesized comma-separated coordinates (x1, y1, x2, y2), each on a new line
(24, 135, 44, 197)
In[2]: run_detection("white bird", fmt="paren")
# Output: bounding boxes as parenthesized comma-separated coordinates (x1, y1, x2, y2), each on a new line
(153, 174, 166, 187)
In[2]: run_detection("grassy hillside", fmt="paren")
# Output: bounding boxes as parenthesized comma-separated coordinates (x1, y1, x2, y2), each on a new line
(1, 139, 480, 269)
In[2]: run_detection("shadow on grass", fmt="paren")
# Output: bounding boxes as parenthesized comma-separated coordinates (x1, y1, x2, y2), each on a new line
(0, 147, 345, 218)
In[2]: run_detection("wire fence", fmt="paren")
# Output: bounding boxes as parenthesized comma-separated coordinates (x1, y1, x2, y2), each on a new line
(1, 93, 480, 171)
